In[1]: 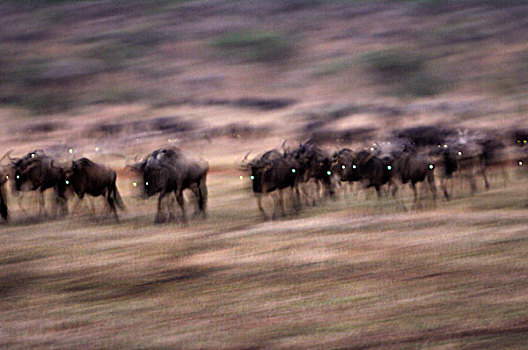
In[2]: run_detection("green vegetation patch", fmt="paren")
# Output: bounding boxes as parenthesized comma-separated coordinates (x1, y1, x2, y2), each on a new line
(211, 30, 295, 64)
(364, 49, 448, 97)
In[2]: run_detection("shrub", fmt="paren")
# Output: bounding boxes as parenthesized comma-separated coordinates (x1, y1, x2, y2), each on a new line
(364, 49, 447, 97)
(14, 91, 74, 115)
(400, 72, 447, 97)
(364, 50, 424, 81)
(211, 30, 295, 64)
(491, 53, 528, 95)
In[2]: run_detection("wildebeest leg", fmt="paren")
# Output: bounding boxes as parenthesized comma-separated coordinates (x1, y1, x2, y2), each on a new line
(441, 177, 450, 201)
(175, 189, 187, 224)
(410, 182, 418, 209)
(155, 191, 169, 223)
(427, 174, 437, 206)
(167, 194, 176, 222)
(106, 191, 119, 222)
(352, 182, 360, 201)
(417, 182, 425, 209)
(469, 173, 477, 195)
(313, 181, 320, 205)
(256, 193, 268, 219)
(69, 195, 83, 218)
(375, 185, 382, 199)
(88, 197, 97, 216)
(18, 194, 29, 214)
(0, 187, 8, 222)
(278, 189, 286, 217)
(293, 185, 301, 212)
(199, 176, 208, 219)
(391, 182, 407, 212)
(39, 190, 47, 218)
(271, 193, 279, 220)
(54, 187, 68, 218)
(303, 183, 313, 206)
(482, 166, 490, 190)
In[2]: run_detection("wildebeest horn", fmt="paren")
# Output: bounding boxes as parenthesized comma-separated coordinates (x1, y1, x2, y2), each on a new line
(5, 150, 19, 164)
(241, 151, 251, 164)
(0, 150, 14, 164)
(125, 155, 139, 167)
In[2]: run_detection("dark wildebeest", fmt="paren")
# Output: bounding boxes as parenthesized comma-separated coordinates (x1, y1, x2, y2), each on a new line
(9, 150, 68, 218)
(394, 126, 457, 148)
(340, 149, 394, 199)
(0, 167, 8, 221)
(331, 148, 363, 198)
(241, 149, 301, 219)
(331, 148, 356, 181)
(430, 130, 493, 199)
(129, 148, 209, 223)
(512, 128, 528, 148)
(433, 144, 484, 199)
(391, 146, 437, 209)
(65, 158, 125, 221)
(290, 141, 336, 204)
(0, 150, 13, 221)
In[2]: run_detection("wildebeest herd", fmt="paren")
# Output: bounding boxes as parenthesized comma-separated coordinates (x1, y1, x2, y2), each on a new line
(0, 125, 527, 224)
(0, 147, 208, 223)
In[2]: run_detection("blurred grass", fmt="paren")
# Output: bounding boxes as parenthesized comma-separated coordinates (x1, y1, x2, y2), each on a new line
(2, 169, 528, 348)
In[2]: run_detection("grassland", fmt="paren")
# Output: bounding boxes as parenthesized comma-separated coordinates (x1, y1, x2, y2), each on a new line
(2, 167, 528, 349)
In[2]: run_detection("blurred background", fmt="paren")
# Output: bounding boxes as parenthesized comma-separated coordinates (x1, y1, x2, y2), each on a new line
(2, 1, 528, 349)
(2, 0, 528, 152)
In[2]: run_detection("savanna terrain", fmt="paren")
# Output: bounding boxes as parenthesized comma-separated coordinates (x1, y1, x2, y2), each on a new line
(1, 0, 528, 348)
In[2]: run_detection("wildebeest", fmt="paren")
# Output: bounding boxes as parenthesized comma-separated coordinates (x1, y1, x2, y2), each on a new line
(511, 128, 528, 147)
(129, 147, 209, 223)
(0, 167, 8, 222)
(65, 157, 125, 221)
(391, 146, 437, 209)
(289, 141, 336, 203)
(331, 148, 356, 182)
(241, 149, 301, 219)
(9, 150, 68, 218)
(394, 125, 457, 148)
(0, 150, 13, 221)
(430, 130, 494, 199)
(337, 148, 394, 199)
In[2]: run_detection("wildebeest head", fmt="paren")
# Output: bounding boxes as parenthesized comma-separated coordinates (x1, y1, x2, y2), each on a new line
(9, 150, 49, 191)
(249, 164, 265, 193)
(128, 148, 187, 198)
(128, 160, 165, 198)
(331, 148, 357, 181)
(0, 150, 13, 187)
(240, 148, 300, 194)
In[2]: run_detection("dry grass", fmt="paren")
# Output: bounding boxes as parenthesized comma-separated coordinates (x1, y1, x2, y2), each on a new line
(2, 165, 528, 349)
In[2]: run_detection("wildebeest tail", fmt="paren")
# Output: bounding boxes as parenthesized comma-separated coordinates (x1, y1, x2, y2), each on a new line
(111, 175, 126, 210)
(198, 174, 208, 213)
(0, 187, 8, 221)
